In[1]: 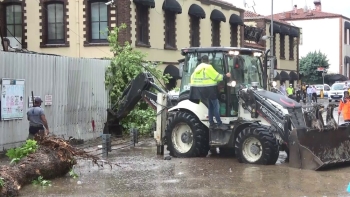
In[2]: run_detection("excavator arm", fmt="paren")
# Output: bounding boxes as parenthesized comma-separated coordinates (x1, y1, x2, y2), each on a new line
(240, 87, 350, 170)
(104, 72, 173, 134)
(240, 88, 292, 143)
(113, 72, 170, 119)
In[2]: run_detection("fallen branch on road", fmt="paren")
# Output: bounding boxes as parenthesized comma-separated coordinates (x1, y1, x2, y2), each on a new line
(0, 134, 101, 196)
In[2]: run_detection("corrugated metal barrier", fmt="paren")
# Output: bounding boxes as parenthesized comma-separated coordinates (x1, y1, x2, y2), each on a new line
(0, 51, 111, 150)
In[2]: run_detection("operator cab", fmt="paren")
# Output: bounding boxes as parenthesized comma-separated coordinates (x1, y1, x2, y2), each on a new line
(179, 47, 264, 117)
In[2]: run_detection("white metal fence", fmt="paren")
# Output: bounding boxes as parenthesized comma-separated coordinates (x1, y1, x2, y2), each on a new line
(0, 51, 110, 150)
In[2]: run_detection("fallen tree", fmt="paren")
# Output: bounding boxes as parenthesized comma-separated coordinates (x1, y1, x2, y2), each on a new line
(0, 135, 100, 196)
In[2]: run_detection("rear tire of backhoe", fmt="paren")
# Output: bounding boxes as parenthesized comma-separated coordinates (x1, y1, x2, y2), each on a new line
(166, 111, 210, 157)
(235, 125, 279, 165)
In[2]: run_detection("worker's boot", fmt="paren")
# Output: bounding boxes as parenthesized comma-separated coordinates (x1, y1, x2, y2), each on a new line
(217, 124, 228, 130)
(209, 124, 217, 129)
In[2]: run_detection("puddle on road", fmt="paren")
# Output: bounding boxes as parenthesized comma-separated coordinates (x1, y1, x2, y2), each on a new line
(15, 141, 350, 197)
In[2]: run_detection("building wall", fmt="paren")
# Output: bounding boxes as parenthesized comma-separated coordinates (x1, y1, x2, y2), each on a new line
(342, 18, 350, 77)
(288, 18, 340, 74)
(242, 20, 298, 71)
(242, 19, 299, 87)
(264, 22, 298, 71)
(27, 0, 113, 58)
(130, 0, 243, 65)
(1, 0, 244, 66)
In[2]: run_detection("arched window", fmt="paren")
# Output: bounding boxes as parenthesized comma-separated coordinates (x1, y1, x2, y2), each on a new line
(189, 16, 200, 47)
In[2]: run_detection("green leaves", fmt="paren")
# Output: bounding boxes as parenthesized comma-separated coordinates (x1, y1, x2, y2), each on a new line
(6, 139, 38, 164)
(0, 177, 4, 188)
(105, 24, 170, 134)
(69, 169, 79, 179)
(300, 50, 330, 84)
(32, 176, 52, 186)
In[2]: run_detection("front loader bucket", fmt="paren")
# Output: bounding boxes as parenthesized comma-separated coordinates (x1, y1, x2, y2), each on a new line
(289, 126, 350, 170)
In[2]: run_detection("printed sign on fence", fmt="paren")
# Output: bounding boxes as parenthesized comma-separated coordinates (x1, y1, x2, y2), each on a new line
(1, 79, 25, 120)
(45, 95, 52, 106)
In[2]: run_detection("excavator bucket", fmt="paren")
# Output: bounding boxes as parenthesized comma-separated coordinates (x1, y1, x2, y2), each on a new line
(289, 104, 350, 170)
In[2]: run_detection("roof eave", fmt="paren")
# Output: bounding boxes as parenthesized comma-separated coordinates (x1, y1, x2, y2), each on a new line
(279, 15, 342, 21)
(197, 0, 244, 13)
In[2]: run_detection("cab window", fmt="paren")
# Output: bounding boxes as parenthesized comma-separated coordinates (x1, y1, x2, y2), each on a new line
(180, 52, 224, 94)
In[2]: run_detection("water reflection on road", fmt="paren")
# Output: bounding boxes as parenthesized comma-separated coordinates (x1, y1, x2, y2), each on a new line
(18, 99, 350, 197)
(20, 141, 350, 197)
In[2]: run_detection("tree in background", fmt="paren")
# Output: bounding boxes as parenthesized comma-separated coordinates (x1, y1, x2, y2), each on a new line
(105, 24, 170, 134)
(299, 50, 330, 84)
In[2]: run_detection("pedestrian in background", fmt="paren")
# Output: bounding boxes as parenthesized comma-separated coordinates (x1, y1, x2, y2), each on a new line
(27, 97, 49, 139)
(311, 85, 317, 103)
(301, 82, 307, 103)
(339, 91, 350, 123)
(279, 82, 287, 96)
(307, 84, 312, 103)
(295, 84, 301, 102)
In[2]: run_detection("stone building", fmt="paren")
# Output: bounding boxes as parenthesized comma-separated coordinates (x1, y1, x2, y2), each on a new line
(244, 11, 301, 85)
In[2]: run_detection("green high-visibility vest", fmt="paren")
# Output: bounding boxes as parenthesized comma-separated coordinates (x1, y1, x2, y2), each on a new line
(190, 63, 223, 87)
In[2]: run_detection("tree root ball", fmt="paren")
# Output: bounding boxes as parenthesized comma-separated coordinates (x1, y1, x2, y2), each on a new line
(0, 135, 100, 196)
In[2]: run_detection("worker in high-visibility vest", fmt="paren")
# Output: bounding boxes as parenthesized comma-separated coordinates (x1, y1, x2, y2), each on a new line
(339, 91, 350, 123)
(286, 84, 294, 99)
(190, 55, 231, 130)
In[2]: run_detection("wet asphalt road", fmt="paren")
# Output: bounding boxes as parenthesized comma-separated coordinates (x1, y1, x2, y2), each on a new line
(12, 99, 350, 196)
(18, 141, 350, 197)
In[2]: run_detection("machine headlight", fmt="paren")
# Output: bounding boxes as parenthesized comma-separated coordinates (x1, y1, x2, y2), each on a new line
(228, 51, 240, 55)
(272, 81, 277, 87)
(251, 82, 259, 87)
(227, 81, 237, 87)
(253, 52, 262, 57)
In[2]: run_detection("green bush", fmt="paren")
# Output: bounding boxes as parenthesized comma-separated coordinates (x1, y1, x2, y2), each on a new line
(105, 24, 170, 134)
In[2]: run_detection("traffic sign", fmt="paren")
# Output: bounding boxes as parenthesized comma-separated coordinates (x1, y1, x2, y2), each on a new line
(317, 67, 324, 72)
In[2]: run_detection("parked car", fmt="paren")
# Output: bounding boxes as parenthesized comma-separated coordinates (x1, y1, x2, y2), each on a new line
(313, 84, 331, 97)
(328, 82, 346, 102)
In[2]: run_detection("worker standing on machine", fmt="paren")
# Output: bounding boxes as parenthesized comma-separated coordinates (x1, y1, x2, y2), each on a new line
(339, 91, 350, 123)
(189, 55, 231, 130)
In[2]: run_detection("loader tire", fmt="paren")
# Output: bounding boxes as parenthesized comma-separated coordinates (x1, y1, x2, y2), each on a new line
(235, 125, 279, 165)
(166, 111, 210, 157)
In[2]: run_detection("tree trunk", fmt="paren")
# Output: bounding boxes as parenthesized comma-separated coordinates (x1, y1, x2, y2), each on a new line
(0, 135, 99, 196)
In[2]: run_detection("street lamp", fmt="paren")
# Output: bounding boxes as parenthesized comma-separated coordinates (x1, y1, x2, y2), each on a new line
(316, 67, 327, 85)
(261, 0, 274, 90)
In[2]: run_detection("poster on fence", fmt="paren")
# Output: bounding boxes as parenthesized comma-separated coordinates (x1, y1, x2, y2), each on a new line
(1, 79, 25, 120)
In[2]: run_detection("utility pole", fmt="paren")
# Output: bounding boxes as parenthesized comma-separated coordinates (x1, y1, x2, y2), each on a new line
(269, 0, 275, 88)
